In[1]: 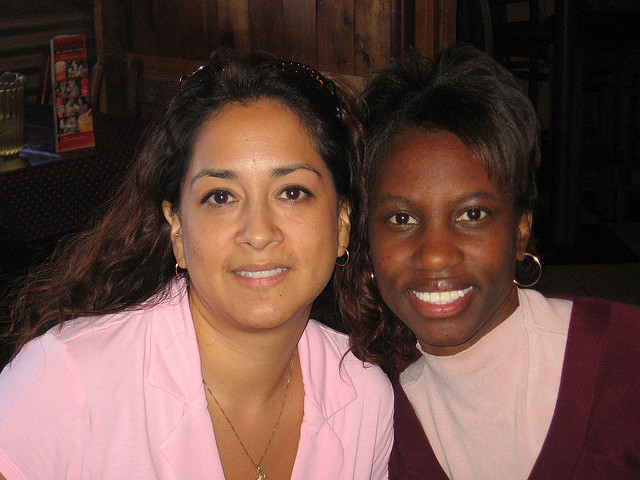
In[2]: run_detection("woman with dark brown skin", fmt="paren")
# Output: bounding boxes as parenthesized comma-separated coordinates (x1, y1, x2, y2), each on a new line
(0, 52, 393, 480)
(342, 45, 640, 479)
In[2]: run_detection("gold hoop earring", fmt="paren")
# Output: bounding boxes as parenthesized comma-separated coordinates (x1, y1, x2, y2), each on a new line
(175, 262, 188, 278)
(513, 252, 542, 288)
(336, 249, 350, 267)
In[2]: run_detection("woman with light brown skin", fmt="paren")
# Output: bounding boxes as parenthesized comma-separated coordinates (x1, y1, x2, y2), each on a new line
(0, 52, 393, 480)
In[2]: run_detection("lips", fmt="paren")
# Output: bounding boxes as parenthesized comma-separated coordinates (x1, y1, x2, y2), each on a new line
(407, 285, 476, 318)
(235, 267, 288, 279)
(410, 286, 473, 305)
(232, 264, 289, 288)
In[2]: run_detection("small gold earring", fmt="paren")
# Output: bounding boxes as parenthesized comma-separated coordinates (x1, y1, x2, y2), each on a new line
(336, 249, 350, 267)
(175, 263, 188, 278)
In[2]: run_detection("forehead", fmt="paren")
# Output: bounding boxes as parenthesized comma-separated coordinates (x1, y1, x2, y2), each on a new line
(188, 98, 325, 174)
(375, 129, 491, 185)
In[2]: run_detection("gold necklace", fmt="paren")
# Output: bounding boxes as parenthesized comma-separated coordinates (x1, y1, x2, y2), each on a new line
(203, 353, 295, 480)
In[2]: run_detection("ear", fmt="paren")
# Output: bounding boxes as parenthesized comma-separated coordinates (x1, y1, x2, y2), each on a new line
(515, 210, 533, 262)
(162, 201, 187, 269)
(337, 200, 352, 258)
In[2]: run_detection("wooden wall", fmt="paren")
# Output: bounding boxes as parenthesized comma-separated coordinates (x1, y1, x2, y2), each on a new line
(121, 0, 391, 76)
(94, 0, 455, 112)
(0, 1, 456, 113)
(119, 0, 455, 72)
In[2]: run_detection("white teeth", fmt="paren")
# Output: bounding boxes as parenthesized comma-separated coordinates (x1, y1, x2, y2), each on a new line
(411, 286, 473, 305)
(236, 268, 287, 278)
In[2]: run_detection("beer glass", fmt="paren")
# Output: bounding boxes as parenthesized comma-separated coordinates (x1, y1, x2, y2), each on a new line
(0, 72, 26, 157)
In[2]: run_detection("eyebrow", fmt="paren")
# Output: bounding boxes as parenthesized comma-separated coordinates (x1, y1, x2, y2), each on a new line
(190, 163, 322, 188)
(374, 191, 498, 207)
(271, 163, 322, 179)
(189, 168, 237, 188)
(375, 194, 408, 207)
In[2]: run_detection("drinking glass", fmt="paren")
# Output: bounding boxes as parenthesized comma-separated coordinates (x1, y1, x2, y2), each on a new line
(0, 72, 26, 157)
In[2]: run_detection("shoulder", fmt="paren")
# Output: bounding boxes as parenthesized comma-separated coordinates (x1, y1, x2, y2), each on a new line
(0, 330, 82, 416)
(566, 296, 640, 341)
(48, 282, 187, 360)
(0, 330, 84, 476)
(0, 307, 146, 420)
(0, 283, 187, 414)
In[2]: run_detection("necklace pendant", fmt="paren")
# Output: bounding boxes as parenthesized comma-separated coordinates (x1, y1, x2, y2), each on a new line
(255, 466, 267, 480)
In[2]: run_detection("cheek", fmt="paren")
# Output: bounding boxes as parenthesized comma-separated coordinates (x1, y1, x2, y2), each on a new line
(472, 235, 518, 283)
(369, 231, 404, 289)
(181, 218, 226, 262)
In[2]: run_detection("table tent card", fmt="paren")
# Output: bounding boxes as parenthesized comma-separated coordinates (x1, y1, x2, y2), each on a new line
(50, 34, 95, 152)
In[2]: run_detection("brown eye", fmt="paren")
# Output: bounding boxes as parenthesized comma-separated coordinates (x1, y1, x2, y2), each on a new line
(458, 208, 487, 222)
(213, 191, 230, 204)
(389, 212, 416, 225)
(277, 186, 311, 201)
(205, 190, 236, 205)
(284, 188, 301, 200)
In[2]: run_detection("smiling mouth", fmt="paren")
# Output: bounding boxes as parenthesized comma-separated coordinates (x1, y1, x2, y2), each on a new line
(235, 267, 288, 279)
(410, 286, 474, 305)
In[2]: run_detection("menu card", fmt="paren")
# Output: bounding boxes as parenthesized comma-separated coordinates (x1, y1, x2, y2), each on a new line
(50, 34, 95, 152)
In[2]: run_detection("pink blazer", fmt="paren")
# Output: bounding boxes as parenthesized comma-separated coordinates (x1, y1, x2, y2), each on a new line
(0, 281, 393, 479)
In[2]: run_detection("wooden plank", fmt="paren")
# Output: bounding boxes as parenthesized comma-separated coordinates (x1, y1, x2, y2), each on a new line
(415, 0, 436, 58)
(248, 0, 284, 56)
(129, 0, 209, 58)
(217, 0, 250, 55)
(0, 11, 94, 30)
(355, 0, 390, 75)
(164, 0, 212, 59)
(203, 0, 219, 55)
(125, 53, 205, 79)
(129, 0, 156, 55)
(94, 0, 130, 114)
(437, 0, 457, 52)
(0, 0, 92, 19)
(282, 0, 317, 65)
(317, 0, 355, 74)
(414, 0, 456, 58)
(390, 0, 415, 63)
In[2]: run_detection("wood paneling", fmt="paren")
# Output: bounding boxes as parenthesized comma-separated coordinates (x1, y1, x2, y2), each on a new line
(248, 0, 284, 55)
(0, 0, 92, 19)
(105, 0, 457, 74)
(355, 0, 390, 74)
(89, 0, 457, 112)
(130, 0, 213, 58)
(317, 0, 356, 73)
(283, 0, 317, 66)
(415, 0, 457, 58)
(217, 0, 250, 54)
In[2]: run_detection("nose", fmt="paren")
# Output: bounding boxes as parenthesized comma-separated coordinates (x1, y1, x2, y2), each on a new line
(412, 224, 463, 272)
(235, 199, 283, 250)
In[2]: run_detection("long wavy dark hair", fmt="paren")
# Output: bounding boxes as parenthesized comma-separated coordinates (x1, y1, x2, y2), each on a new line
(3, 51, 363, 363)
(340, 45, 541, 380)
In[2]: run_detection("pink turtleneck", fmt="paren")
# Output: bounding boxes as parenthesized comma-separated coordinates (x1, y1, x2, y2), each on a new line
(400, 288, 573, 480)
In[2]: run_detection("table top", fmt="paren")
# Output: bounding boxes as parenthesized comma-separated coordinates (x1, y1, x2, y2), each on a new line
(0, 105, 143, 244)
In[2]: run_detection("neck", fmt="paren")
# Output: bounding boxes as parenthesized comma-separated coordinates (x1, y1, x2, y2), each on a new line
(191, 300, 306, 405)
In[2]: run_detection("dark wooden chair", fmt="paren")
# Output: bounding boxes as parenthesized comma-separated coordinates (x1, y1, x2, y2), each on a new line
(489, 0, 553, 110)
(457, 0, 553, 109)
